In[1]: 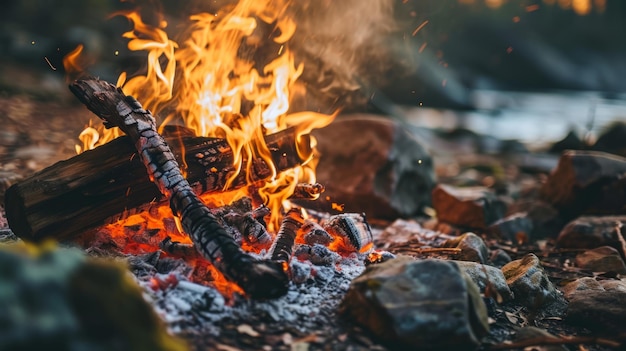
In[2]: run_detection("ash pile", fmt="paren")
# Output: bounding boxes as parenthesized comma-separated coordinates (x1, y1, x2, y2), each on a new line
(85, 197, 380, 348)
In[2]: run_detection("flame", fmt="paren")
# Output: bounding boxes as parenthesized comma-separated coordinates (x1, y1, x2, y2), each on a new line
(69, 0, 335, 226)
(66, 0, 336, 294)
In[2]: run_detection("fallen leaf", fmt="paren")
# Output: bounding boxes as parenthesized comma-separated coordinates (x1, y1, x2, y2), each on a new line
(291, 342, 309, 351)
(216, 344, 242, 351)
(236, 324, 260, 337)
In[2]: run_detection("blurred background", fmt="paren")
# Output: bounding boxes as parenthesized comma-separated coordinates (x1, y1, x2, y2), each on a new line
(1, 0, 626, 145)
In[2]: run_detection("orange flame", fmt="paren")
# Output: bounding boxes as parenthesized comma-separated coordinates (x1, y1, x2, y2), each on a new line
(67, 0, 336, 252)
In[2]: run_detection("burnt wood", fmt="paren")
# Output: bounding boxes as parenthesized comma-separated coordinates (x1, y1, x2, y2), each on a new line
(5, 98, 307, 246)
(61, 78, 288, 298)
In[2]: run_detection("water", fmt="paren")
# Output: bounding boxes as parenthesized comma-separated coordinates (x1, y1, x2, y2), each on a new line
(403, 90, 626, 148)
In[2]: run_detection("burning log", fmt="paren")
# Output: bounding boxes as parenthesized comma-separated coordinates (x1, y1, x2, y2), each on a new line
(67, 78, 288, 299)
(269, 208, 304, 263)
(5, 111, 307, 244)
(288, 183, 325, 200)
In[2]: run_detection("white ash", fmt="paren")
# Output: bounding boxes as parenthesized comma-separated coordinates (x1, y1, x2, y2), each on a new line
(135, 254, 366, 337)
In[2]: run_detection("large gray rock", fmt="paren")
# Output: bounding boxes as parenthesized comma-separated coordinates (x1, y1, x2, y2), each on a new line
(310, 115, 435, 219)
(341, 256, 489, 350)
(502, 253, 560, 308)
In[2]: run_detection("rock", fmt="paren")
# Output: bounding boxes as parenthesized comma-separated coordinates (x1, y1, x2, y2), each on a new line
(548, 130, 586, 154)
(592, 121, 626, 157)
(442, 232, 490, 264)
(0, 242, 186, 351)
(310, 115, 435, 219)
(365, 250, 397, 266)
(598, 279, 626, 292)
(506, 200, 563, 239)
(489, 249, 512, 268)
(565, 289, 626, 334)
(375, 219, 423, 248)
(575, 246, 626, 274)
(341, 257, 489, 350)
(540, 150, 626, 217)
(556, 216, 626, 256)
(432, 184, 507, 229)
(454, 261, 514, 302)
(502, 253, 560, 308)
(487, 212, 534, 243)
(560, 277, 604, 300)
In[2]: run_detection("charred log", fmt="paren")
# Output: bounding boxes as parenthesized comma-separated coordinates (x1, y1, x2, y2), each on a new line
(67, 78, 288, 299)
(5, 116, 307, 244)
(288, 183, 325, 200)
(269, 208, 304, 263)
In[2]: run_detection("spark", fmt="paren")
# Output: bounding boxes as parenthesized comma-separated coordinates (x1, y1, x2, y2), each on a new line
(411, 20, 429, 36)
(418, 42, 428, 53)
(44, 56, 57, 71)
(526, 4, 540, 12)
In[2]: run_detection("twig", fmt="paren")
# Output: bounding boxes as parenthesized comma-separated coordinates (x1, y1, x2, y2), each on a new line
(487, 335, 622, 350)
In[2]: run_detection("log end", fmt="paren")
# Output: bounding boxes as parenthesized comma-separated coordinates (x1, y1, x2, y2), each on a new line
(231, 259, 289, 299)
(4, 183, 36, 241)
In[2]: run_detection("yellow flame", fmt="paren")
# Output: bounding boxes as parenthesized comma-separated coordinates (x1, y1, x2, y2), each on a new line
(70, 0, 335, 228)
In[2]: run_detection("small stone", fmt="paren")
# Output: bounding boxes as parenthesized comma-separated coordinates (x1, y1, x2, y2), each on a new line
(560, 277, 604, 300)
(565, 289, 626, 333)
(341, 256, 489, 350)
(548, 130, 585, 154)
(487, 212, 534, 243)
(454, 261, 514, 302)
(575, 246, 626, 274)
(599, 279, 626, 292)
(540, 150, 626, 217)
(489, 249, 512, 268)
(556, 216, 626, 255)
(442, 232, 490, 264)
(432, 184, 507, 229)
(364, 250, 396, 266)
(502, 253, 560, 308)
(592, 121, 626, 157)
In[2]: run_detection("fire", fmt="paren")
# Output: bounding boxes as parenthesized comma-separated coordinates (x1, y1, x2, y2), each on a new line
(65, 0, 335, 225)
(63, 0, 336, 295)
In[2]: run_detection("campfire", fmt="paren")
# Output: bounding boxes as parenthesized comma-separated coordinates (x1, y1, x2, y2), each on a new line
(3, 1, 626, 351)
(5, 0, 377, 301)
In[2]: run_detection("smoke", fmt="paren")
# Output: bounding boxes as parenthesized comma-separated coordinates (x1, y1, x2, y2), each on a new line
(287, 0, 404, 112)
(175, 0, 405, 112)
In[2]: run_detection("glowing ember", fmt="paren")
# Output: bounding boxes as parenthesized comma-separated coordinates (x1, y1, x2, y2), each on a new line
(64, 0, 338, 296)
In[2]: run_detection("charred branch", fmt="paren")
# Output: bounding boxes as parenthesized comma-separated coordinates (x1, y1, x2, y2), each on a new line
(269, 208, 304, 263)
(67, 78, 288, 299)
(288, 183, 325, 200)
